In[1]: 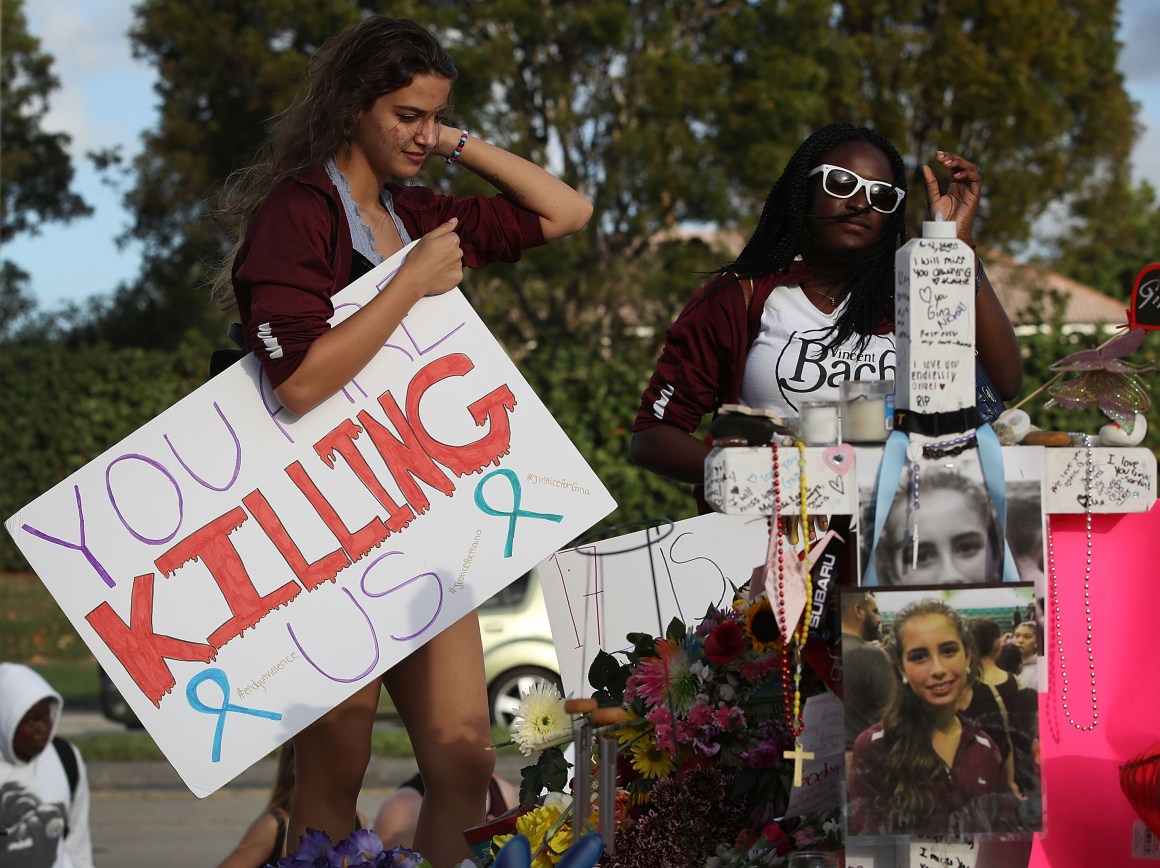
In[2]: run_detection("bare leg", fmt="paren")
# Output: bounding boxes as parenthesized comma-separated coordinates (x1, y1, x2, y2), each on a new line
(384, 611, 493, 867)
(287, 679, 380, 850)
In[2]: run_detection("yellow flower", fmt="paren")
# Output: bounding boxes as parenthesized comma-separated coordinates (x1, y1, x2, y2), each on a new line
(544, 824, 574, 865)
(612, 706, 646, 747)
(744, 596, 782, 653)
(630, 734, 676, 779)
(501, 804, 574, 867)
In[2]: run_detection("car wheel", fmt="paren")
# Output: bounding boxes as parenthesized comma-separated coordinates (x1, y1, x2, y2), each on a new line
(98, 668, 143, 729)
(487, 666, 563, 727)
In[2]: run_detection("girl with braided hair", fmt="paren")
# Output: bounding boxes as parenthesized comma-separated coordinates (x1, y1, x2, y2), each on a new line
(629, 123, 1020, 497)
(846, 598, 1020, 836)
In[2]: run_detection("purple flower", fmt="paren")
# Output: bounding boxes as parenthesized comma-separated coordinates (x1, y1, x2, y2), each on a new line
(279, 828, 334, 868)
(334, 829, 386, 864)
(278, 829, 430, 868)
(379, 846, 429, 868)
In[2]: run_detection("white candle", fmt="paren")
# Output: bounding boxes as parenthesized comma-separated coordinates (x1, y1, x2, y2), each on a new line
(799, 401, 841, 445)
(840, 380, 894, 442)
(842, 397, 887, 442)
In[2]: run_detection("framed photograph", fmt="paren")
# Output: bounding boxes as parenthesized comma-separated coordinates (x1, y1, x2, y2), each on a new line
(843, 585, 1042, 838)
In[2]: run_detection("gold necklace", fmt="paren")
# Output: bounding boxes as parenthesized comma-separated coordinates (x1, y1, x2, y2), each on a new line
(801, 285, 843, 307)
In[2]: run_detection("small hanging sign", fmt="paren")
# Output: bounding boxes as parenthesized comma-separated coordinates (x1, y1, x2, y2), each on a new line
(1127, 262, 1160, 330)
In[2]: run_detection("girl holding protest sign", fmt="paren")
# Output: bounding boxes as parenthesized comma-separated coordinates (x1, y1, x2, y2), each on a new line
(211, 16, 590, 865)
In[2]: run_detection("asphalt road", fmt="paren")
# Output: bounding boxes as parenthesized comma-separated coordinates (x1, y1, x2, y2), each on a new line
(59, 709, 526, 867)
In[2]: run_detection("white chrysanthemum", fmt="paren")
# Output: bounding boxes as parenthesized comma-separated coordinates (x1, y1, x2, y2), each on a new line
(511, 681, 570, 757)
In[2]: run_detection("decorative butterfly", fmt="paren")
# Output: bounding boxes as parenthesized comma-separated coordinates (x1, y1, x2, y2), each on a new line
(492, 832, 604, 868)
(1046, 328, 1154, 432)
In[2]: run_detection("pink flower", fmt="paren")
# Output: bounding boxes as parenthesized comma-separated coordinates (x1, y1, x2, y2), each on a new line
(686, 701, 713, 728)
(711, 703, 745, 731)
(737, 652, 783, 681)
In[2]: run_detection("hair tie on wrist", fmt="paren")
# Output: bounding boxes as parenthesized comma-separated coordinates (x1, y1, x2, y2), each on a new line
(447, 130, 469, 164)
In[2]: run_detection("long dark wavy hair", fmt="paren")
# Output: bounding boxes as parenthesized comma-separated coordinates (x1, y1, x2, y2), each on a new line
(210, 16, 457, 308)
(721, 122, 908, 352)
(873, 598, 977, 831)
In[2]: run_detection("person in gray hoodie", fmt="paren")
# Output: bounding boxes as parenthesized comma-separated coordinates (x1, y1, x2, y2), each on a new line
(0, 662, 94, 867)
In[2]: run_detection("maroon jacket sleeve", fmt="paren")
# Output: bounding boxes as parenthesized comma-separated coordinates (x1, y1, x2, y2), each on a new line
(389, 184, 546, 268)
(846, 724, 889, 836)
(632, 274, 754, 435)
(232, 180, 345, 390)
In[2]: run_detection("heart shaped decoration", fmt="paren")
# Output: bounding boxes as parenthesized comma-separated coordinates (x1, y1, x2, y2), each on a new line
(1121, 738, 1160, 837)
(822, 443, 855, 476)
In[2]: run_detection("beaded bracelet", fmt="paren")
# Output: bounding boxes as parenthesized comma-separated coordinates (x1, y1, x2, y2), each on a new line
(447, 130, 469, 164)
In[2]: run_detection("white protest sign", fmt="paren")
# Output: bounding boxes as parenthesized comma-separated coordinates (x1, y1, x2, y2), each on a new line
(536, 513, 768, 698)
(784, 691, 844, 817)
(5, 245, 615, 797)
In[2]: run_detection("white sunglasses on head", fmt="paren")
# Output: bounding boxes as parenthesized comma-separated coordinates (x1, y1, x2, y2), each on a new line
(807, 164, 906, 214)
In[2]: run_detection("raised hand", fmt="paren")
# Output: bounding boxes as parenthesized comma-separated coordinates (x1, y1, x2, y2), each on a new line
(922, 151, 981, 246)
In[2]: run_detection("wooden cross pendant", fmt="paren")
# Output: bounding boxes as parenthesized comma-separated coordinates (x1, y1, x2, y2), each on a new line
(784, 741, 815, 787)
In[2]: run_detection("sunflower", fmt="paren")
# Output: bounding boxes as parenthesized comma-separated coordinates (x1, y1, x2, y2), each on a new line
(612, 706, 648, 747)
(743, 597, 782, 653)
(629, 734, 677, 780)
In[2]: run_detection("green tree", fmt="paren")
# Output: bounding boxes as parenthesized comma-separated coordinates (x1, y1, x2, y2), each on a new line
(0, 0, 92, 244)
(77, 1, 369, 347)
(1, 0, 92, 339)
(834, 0, 1136, 245)
(1040, 179, 1160, 301)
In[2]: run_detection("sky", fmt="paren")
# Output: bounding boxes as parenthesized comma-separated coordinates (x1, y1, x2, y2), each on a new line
(5, 0, 1160, 311)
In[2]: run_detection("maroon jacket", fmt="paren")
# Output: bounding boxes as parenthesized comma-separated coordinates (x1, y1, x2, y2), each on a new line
(232, 164, 545, 389)
(847, 715, 1021, 836)
(632, 271, 778, 437)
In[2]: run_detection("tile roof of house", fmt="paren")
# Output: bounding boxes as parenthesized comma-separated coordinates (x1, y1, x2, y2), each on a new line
(975, 251, 1128, 326)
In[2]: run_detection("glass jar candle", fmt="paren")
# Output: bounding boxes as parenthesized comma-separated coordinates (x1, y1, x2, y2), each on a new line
(798, 400, 841, 445)
(840, 379, 894, 443)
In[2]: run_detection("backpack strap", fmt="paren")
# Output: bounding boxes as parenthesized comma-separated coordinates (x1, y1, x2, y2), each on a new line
(53, 736, 79, 803)
(52, 736, 78, 838)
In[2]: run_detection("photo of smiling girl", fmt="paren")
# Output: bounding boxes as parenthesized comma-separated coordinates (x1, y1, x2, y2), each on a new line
(846, 590, 1030, 837)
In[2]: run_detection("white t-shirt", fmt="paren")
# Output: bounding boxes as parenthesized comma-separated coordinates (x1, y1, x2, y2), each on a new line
(739, 284, 896, 420)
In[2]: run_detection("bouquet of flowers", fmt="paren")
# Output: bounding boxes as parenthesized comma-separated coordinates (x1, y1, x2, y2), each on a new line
(488, 591, 841, 868)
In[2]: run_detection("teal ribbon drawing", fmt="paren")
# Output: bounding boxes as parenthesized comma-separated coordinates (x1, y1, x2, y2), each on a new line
(474, 469, 563, 558)
(186, 668, 282, 763)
